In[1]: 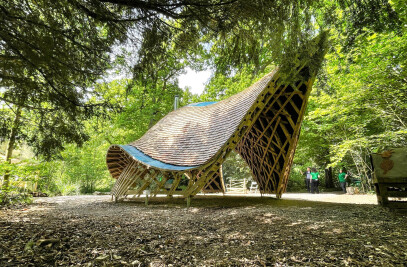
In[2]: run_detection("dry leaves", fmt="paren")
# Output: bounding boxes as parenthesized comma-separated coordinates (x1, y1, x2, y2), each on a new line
(0, 195, 406, 266)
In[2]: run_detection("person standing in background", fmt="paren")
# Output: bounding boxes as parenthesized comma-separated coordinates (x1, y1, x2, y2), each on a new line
(301, 167, 312, 193)
(310, 168, 320, 194)
(338, 169, 348, 193)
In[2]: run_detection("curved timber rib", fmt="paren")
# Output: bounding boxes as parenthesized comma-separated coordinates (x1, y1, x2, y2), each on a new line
(106, 33, 328, 200)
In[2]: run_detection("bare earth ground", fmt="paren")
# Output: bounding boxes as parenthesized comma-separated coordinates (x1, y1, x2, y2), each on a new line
(1, 193, 406, 266)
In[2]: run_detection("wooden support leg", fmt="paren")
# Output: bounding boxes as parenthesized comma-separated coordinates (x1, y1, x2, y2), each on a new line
(186, 196, 191, 208)
(378, 184, 389, 206)
(374, 183, 383, 205)
(145, 192, 149, 206)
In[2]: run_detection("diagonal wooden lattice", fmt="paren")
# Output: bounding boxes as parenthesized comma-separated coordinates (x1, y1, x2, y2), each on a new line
(201, 165, 225, 193)
(235, 80, 311, 196)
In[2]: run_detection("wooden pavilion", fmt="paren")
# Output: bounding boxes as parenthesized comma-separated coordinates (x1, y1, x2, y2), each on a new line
(107, 33, 328, 201)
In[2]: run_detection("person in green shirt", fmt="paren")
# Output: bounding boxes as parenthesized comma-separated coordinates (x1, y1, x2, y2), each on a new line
(310, 168, 320, 194)
(338, 169, 348, 193)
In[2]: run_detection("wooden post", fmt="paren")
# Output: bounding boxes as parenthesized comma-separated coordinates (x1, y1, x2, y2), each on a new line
(144, 190, 149, 206)
(186, 196, 191, 208)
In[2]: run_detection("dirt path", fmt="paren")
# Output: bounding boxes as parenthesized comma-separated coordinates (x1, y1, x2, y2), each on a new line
(0, 194, 406, 266)
(276, 192, 378, 204)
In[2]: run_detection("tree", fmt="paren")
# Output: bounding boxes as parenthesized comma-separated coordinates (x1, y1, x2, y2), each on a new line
(293, 27, 407, 191)
(1, 0, 403, 195)
(1, 0, 401, 143)
(186, 0, 404, 192)
(0, 0, 124, 192)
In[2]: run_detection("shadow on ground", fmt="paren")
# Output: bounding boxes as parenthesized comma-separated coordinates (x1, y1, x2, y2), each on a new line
(121, 195, 363, 208)
(1, 195, 406, 266)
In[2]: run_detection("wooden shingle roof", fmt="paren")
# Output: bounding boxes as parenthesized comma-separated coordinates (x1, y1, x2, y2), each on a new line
(130, 70, 277, 166)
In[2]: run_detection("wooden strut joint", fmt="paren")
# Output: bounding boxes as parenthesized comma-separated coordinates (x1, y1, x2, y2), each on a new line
(259, 117, 282, 167)
(203, 171, 222, 192)
(254, 84, 299, 145)
(136, 169, 159, 197)
(167, 173, 182, 197)
(186, 161, 221, 197)
(263, 138, 290, 192)
(198, 152, 231, 194)
(121, 165, 144, 194)
(151, 172, 169, 197)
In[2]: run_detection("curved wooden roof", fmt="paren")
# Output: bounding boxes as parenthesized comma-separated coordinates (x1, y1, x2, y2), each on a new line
(107, 31, 328, 199)
(130, 70, 277, 166)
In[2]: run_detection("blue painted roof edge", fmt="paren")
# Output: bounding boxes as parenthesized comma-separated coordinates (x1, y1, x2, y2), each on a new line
(186, 101, 217, 107)
(119, 145, 199, 171)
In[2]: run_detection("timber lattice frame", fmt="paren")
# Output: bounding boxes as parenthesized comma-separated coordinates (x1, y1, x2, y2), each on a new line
(107, 70, 316, 200)
(106, 33, 328, 201)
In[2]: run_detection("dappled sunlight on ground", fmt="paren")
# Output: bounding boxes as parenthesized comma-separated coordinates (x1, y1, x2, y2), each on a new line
(0, 194, 405, 266)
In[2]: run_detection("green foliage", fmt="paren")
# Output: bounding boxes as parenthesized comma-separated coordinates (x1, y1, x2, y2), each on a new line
(58, 141, 112, 194)
(0, 0, 125, 159)
(0, 157, 41, 204)
(222, 151, 252, 183)
(293, 26, 407, 192)
(2, 0, 406, 197)
(201, 65, 273, 101)
(287, 166, 308, 192)
(4, 1, 384, 136)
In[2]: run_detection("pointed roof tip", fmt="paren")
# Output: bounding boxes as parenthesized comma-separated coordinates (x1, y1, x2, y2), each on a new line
(304, 30, 330, 77)
(279, 30, 330, 83)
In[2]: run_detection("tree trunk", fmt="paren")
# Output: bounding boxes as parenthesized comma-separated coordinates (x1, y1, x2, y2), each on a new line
(324, 167, 334, 188)
(2, 105, 22, 192)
